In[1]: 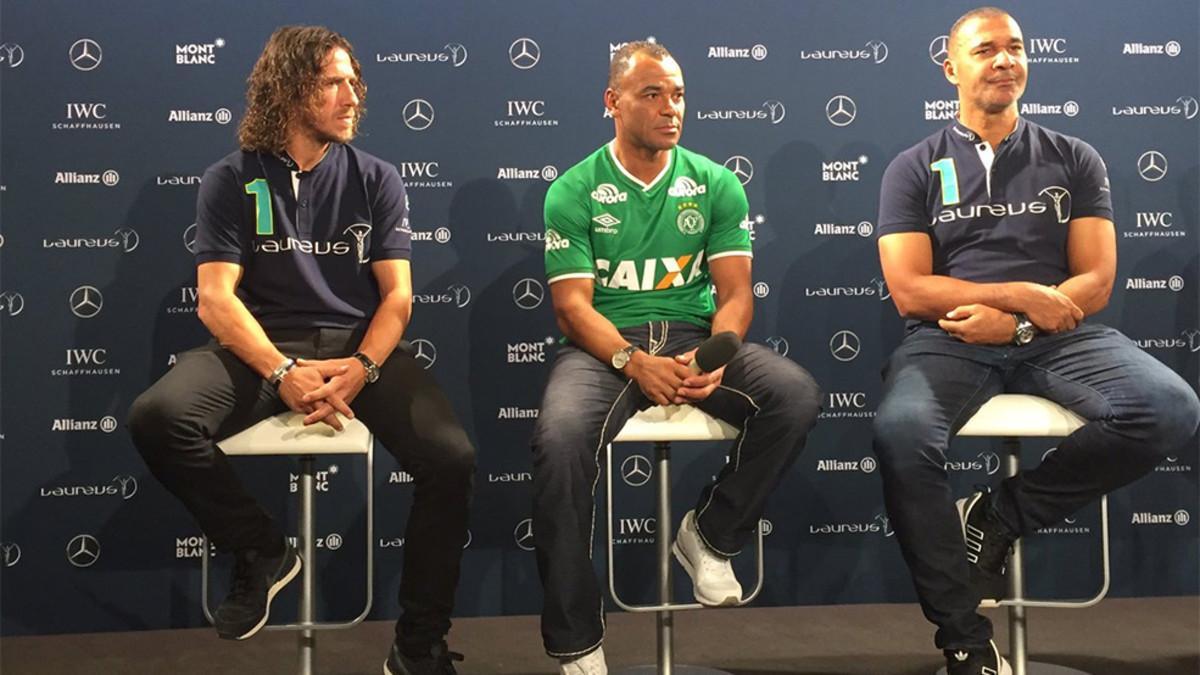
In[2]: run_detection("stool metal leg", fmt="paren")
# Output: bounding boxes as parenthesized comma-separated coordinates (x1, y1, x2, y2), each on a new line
(655, 441, 674, 675)
(1004, 441, 1028, 675)
(299, 455, 316, 675)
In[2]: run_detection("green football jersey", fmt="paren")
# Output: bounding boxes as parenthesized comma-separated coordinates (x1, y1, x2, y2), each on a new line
(544, 142, 751, 329)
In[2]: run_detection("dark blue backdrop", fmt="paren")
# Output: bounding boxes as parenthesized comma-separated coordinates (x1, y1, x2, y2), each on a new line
(1, 0, 1196, 636)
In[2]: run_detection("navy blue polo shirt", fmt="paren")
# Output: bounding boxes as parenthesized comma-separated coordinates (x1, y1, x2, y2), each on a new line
(194, 143, 411, 330)
(878, 118, 1112, 286)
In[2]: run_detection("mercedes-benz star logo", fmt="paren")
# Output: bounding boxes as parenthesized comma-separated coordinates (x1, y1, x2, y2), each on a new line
(513, 278, 545, 310)
(723, 155, 754, 185)
(183, 223, 198, 253)
(620, 454, 652, 487)
(764, 336, 789, 357)
(513, 518, 535, 551)
(67, 534, 101, 568)
(403, 99, 435, 131)
(69, 38, 103, 71)
(1, 542, 20, 567)
(409, 338, 437, 369)
(509, 38, 540, 69)
(70, 285, 103, 318)
(929, 35, 949, 65)
(444, 43, 468, 68)
(826, 95, 857, 127)
(829, 330, 861, 362)
(0, 43, 25, 68)
(1137, 150, 1168, 182)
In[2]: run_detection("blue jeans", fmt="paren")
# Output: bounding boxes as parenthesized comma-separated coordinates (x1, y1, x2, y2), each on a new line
(531, 321, 821, 657)
(872, 322, 1200, 651)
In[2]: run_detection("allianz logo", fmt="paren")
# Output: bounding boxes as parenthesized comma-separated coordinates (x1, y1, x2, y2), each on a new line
(591, 183, 628, 204)
(51, 416, 118, 433)
(55, 170, 119, 186)
(809, 513, 893, 536)
(1125, 275, 1184, 292)
(286, 534, 344, 551)
(389, 471, 415, 484)
(1123, 42, 1182, 56)
(815, 457, 877, 473)
(1020, 101, 1079, 117)
(707, 44, 767, 60)
(497, 165, 558, 181)
(167, 108, 232, 124)
(498, 407, 539, 420)
(1113, 97, 1198, 119)
(488, 471, 532, 483)
(945, 452, 1002, 475)
(667, 176, 707, 197)
(1131, 510, 1190, 526)
(814, 221, 874, 237)
(413, 283, 471, 308)
(41, 475, 137, 500)
(411, 227, 452, 243)
(157, 174, 202, 186)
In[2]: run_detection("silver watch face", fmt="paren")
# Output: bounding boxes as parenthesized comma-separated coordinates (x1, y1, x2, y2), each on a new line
(1016, 325, 1036, 345)
(611, 349, 630, 370)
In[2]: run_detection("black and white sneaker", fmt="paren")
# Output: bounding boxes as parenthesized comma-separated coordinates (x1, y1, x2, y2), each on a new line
(384, 640, 464, 675)
(956, 488, 1016, 602)
(214, 541, 301, 640)
(945, 640, 1013, 675)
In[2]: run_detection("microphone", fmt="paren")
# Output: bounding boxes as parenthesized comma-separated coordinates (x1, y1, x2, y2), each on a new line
(689, 331, 741, 374)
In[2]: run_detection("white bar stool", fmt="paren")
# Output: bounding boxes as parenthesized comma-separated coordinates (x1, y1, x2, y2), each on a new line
(606, 404, 765, 675)
(201, 412, 375, 675)
(941, 394, 1110, 675)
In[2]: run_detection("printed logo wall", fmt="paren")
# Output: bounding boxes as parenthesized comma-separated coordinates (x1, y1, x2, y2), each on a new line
(0, 0, 1196, 635)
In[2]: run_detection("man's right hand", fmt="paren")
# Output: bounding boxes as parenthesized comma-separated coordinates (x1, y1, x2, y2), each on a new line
(625, 352, 691, 406)
(277, 363, 350, 430)
(1012, 282, 1084, 333)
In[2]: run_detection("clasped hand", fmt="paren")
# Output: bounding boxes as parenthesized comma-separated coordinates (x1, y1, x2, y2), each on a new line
(628, 348, 726, 406)
(276, 357, 367, 430)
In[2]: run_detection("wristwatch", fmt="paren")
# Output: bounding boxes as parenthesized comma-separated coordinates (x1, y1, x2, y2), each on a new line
(352, 351, 381, 384)
(1012, 312, 1037, 346)
(610, 344, 640, 371)
(268, 357, 297, 387)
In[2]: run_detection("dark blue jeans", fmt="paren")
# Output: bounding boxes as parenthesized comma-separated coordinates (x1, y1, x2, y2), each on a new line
(872, 322, 1200, 651)
(531, 321, 821, 657)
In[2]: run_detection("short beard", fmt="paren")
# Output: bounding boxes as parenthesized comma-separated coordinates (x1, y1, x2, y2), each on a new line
(300, 107, 356, 145)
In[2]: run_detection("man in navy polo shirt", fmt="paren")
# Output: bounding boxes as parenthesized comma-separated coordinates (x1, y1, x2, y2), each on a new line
(874, 8, 1199, 674)
(128, 26, 473, 675)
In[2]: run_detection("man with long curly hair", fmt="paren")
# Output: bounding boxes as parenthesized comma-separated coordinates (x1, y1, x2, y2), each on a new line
(128, 26, 473, 675)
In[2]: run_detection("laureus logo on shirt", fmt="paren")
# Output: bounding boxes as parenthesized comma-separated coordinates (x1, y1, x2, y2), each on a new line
(253, 223, 371, 260)
(931, 187, 1072, 227)
(595, 253, 705, 291)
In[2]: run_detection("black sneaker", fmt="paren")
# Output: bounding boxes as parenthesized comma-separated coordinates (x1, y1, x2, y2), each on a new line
(383, 640, 464, 675)
(945, 640, 1013, 675)
(956, 488, 1016, 601)
(213, 541, 301, 640)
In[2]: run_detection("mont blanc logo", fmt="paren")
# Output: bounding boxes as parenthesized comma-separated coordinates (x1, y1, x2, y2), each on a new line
(822, 155, 869, 182)
(0, 43, 25, 68)
(1, 542, 20, 567)
(67, 534, 101, 568)
(829, 330, 861, 362)
(509, 37, 540, 69)
(69, 38, 103, 71)
(167, 108, 232, 124)
(413, 283, 471, 308)
(929, 35, 950, 65)
(342, 223, 372, 264)
(513, 518, 535, 551)
(825, 95, 857, 126)
(723, 155, 754, 185)
(174, 38, 225, 65)
(1124, 275, 1185, 292)
(513, 278, 545, 310)
(376, 42, 468, 67)
(1137, 151, 1168, 182)
(408, 339, 437, 369)
(924, 99, 959, 121)
(695, 100, 785, 124)
(506, 337, 554, 364)
(668, 176, 707, 197)
(706, 44, 768, 61)
(0, 292, 25, 317)
(183, 223, 198, 253)
(620, 454, 652, 487)
(69, 285, 103, 318)
(764, 336, 789, 357)
(1038, 186, 1072, 224)
(1112, 96, 1199, 120)
(1123, 41, 1183, 57)
(799, 40, 888, 64)
(403, 99, 435, 131)
(591, 183, 628, 204)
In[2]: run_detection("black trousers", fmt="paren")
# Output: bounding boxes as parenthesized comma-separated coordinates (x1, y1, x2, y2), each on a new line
(128, 327, 475, 649)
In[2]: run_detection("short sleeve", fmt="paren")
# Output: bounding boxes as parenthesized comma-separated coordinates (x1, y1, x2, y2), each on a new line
(194, 163, 249, 265)
(543, 179, 595, 284)
(706, 167, 752, 260)
(878, 152, 931, 237)
(370, 164, 412, 261)
(1068, 140, 1113, 221)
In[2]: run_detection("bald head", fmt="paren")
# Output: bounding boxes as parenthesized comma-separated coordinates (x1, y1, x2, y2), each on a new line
(608, 40, 673, 90)
(949, 6, 1013, 52)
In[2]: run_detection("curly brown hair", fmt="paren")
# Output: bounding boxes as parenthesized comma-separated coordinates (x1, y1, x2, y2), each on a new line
(237, 25, 367, 153)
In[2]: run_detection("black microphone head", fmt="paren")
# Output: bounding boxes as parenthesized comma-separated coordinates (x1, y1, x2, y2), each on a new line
(695, 331, 742, 372)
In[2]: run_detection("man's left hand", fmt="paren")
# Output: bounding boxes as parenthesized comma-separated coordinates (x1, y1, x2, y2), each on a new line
(938, 304, 1017, 345)
(297, 357, 368, 426)
(672, 349, 726, 403)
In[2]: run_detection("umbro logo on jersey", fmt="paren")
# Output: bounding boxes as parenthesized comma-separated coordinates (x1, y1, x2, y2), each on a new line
(667, 176, 707, 197)
(592, 213, 621, 234)
(590, 183, 628, 204)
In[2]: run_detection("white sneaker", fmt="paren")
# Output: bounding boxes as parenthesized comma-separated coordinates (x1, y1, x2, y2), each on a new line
(672, 510, 742, 607)
(560, 646, 607, 675)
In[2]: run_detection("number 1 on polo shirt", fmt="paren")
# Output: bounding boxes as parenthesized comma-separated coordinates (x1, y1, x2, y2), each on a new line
(244, 179, 274, 235)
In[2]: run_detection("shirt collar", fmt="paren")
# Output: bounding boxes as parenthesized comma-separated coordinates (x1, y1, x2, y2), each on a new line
(947, 117, 1025, 146)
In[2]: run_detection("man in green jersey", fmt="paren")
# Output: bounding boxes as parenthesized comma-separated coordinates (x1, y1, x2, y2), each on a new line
(532, 41, 821, 674)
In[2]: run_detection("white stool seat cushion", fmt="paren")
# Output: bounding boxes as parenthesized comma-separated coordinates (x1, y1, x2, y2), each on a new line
(217, 412, 372, 456)
(613, 404, 740, 443)
(957, 394, 1086, 438)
